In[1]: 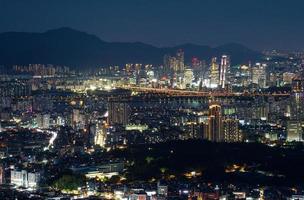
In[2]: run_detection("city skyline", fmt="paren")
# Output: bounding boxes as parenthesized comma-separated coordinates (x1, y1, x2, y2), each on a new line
(1, 0, 304, 199)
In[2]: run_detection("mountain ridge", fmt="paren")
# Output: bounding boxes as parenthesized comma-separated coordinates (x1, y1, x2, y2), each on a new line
(0, 28, 262, 69)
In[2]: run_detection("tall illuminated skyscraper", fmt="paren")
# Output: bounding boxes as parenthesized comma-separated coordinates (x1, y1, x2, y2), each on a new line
(170, 56, 178, 72)
(176, 49, 185, 73)
(210, 57, 220, 87)
(220, 55, 230, 88)
(207, 103, 222, 142)
(163, 50, 184, 73)
(252, 63, 267, 88)
(163, 54, 173, 74)
(183, 68, 194, 88)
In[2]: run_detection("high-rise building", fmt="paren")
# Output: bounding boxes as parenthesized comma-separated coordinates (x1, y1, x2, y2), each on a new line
(290, 93, 304, 121)
(170, 56, 178, 73)
(222, 118, 242, 142)
(292, 76, 304, 93)
(191, 57, 203, 72)
(10, 170, 40, 189)
(0, 165, 4, 184)
(268, 72, 283, 87)
(36, 113, 50, 129)
(163, 54, 178, 73)
(183, 68, 194, 88)
(207, 103, 222, 142)
(94, 120, 108, 147)
(163, 54, 172, 74)
(282, 72, 296, 85)
(252, 63, 267, 88)
(220, 55, 230, 88)
(176, 49, 185, 73)
(163, 49, 185, 74)
(70, 109, 85, 129)
(108, 99, 130, 126)
(72, 108, 80, 125)
(210, 57, 220, 87)
(287, 121, 303, 142)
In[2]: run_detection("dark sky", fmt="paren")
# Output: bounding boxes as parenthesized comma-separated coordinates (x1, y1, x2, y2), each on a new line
(0, 0, 303, 50)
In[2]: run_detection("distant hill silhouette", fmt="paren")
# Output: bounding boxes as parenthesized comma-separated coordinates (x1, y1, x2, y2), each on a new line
(0, 27, 262, 69)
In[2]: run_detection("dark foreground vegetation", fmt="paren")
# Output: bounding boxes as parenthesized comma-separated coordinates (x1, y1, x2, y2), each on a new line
(109, 140, 304, 186)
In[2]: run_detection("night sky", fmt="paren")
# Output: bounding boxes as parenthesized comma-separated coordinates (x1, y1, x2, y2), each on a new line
(0, 0, 303, 50)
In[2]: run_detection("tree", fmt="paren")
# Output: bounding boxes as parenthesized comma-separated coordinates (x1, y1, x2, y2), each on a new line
(52, 174, 85, 192)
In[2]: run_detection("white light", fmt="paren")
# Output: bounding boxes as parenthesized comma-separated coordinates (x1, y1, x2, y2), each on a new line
(90, 85, 97, 90)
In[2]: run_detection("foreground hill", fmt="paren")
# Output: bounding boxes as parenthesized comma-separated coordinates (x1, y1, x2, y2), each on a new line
(109, 140, 304, 185)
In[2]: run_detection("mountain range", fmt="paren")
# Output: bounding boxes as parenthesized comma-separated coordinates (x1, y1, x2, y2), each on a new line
(0, 27, 262, 69)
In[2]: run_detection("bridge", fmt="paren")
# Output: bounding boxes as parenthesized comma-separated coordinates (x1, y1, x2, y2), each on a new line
(119, 86, 291, 97)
